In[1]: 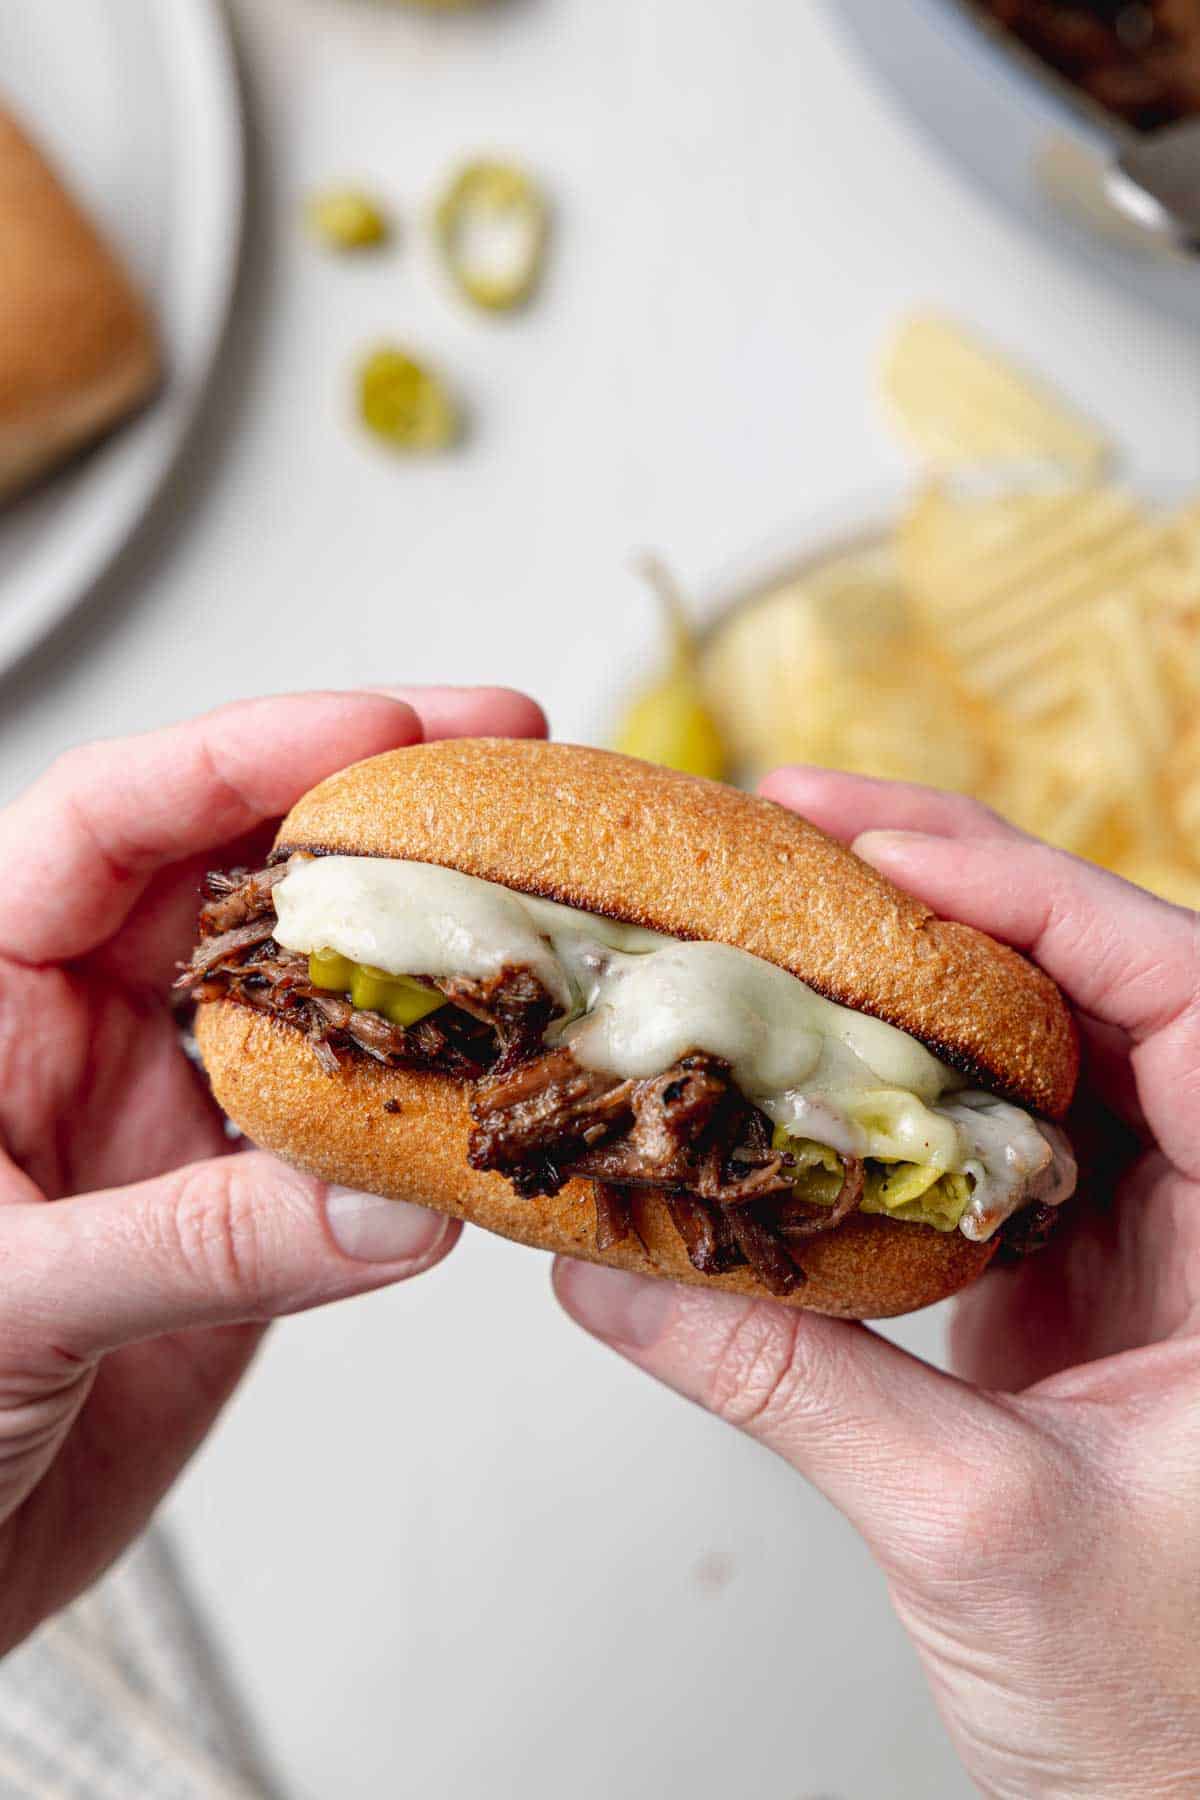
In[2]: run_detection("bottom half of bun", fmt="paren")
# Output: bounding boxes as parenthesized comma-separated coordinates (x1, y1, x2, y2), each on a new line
(195, 1001, 998, 1320)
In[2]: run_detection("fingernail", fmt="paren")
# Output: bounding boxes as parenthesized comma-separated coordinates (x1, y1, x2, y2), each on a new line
(557, 1263, 674, 1349)
(851, 828, 924, 865)
(325, 1187, 446, 1263)
(366, 683, 467, 699)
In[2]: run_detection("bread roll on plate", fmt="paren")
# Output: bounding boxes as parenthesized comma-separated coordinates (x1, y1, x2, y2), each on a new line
(184, 741, 1080, 1320)
(0, 107, 160, 502)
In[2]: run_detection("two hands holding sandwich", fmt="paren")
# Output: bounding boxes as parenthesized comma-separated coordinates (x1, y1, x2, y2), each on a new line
(0, 686, 1196, 1796)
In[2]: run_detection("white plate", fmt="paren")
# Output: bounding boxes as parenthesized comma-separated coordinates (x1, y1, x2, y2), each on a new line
(0, 0, 242, 678)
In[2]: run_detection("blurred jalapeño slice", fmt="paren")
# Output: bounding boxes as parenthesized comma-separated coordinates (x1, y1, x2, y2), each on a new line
(307, 188, 389, 250)
(358, 346, 458, 451)
(435, 160, 548, 312)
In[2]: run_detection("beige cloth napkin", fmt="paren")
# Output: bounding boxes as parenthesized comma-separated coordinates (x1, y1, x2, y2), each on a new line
(0, 1528, 279, 1800)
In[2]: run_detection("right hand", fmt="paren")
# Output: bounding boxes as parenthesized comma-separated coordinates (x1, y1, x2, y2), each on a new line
(0, 683, 545, 1657)
(556, 771, 1200, 1798)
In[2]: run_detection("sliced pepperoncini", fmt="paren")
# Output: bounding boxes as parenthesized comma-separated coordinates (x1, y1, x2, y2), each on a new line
(308, 952, 446, 1028)
(306, 188, 389, 250)
(865, 1166, 971, 1233)
(309, 949, 356, 991)
(358, 346, 458, 451)
(772, 1127, 972, 1234)
(613, 556, 728, 781)
(435, 160, 548, 312)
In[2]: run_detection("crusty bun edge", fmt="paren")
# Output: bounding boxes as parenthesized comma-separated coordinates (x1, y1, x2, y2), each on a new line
(196, 1002, 998, 1322)
(272, 739, 1078, 1119)
(0, 109, 160, 502)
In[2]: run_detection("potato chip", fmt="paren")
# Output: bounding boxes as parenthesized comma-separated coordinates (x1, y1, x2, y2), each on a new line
(882, 317, 1112, 476)
(983, 709, 1111, 856)
(1167, 497, 1200, 583)
(900, 483, 1167, 666)
(699, 546, 989, 793)
(625, 323, 1200, 915)
(1141, 501, 1200, 709)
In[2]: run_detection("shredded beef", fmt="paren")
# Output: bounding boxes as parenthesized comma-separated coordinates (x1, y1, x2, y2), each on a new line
(996, 1199, 1061, 1261)
(592, 1182, 632, 1252)
(184, 918, 280, 978)
(777, 1156, 866, 1239)
(183, 861, 1047, 1300)
(467, 1049, 636, 1197)
(724, 1208, 806, 1296)
(471, 1049, 793, 1206)
(181, 866, 814, 1295)
(438, 968, 559, 1076)
(199, 864, 290, 935)
(666, 1191, 744, 1278)
(468, 1048, 805, 1296)
(572, 1058, 730, 1189)
(981, 0, 1200, 133)
(178, 865, 513, 1080)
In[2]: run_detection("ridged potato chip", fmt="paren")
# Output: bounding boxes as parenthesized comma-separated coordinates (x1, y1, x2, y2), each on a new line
(625, 320, 1200, 911)
(699, 547, 989, 793)
(882, 316, 1112, 476)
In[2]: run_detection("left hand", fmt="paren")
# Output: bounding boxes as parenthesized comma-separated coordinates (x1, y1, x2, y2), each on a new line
(0, 684, 545, 1655)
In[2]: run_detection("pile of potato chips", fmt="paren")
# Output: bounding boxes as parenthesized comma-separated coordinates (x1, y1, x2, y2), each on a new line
(697, 316, 1200, 907)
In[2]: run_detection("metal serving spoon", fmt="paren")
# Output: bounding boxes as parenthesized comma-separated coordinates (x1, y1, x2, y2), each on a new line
(1108, 117, 1200, 247)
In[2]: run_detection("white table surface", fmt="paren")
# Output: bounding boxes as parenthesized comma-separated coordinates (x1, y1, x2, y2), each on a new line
(3, 4, 1199, 1796)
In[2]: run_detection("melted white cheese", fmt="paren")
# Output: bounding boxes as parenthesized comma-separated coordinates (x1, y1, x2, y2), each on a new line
(274, 856, 573, 1006)
(940, 1095, 1077, 1240)
(272, 854, 1075, 1238)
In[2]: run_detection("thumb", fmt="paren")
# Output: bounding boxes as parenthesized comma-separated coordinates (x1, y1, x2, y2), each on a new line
(553, 1260, 1032, 1566)
(7, 1151, 458, 1360)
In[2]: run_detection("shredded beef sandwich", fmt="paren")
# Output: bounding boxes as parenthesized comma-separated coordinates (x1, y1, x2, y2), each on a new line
(182, 743, 1079, 1322)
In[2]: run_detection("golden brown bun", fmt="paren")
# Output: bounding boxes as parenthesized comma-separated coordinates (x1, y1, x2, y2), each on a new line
(197, 1004, 997, 1321)
(276, 738, 1078, 1116)
(0, 109, 160, 502)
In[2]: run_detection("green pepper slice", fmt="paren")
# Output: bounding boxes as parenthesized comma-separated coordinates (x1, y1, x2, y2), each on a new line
(307, 189, 389, 250)
(349, 964, 446, 1027)
(309, 953, 446, 1028)
(379, 978, 447, 1028)
(358, 347, 458, 451)
(771, 1126, 972, 1234)
(435, 160, 548, 312)
(309, 949, 356, 991)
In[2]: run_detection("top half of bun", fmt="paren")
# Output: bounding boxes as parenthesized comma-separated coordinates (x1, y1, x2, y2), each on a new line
(274, 738, 1078, 1119)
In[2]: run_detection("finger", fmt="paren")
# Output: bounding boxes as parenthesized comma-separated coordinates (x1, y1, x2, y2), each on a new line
(851, 832, 1196, 1041)
(93, 828, 283, 997)
(98, 686, 547, 994)
(761, 774, 1146, 1129)
(0, 693, 424, 965)
(4, 1154, 460, 1360)
(0, 979, 228, 1203)
(553, 1260, 1024, 1567)
(376, 685, 548, 741)
(949, 1152, 1190, 1389)
(0, 1142, 42, 1208)
(759, 767, 1026, 846)
(853, 831, 1200, 1172)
